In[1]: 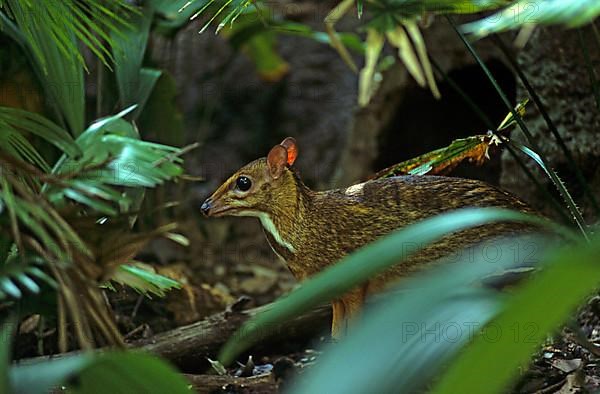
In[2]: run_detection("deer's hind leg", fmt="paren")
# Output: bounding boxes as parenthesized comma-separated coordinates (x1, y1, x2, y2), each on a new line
(331, 286, 367, 339)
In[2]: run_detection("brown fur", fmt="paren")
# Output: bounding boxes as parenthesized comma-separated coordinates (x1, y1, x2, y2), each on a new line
(203, 145, 535, 338)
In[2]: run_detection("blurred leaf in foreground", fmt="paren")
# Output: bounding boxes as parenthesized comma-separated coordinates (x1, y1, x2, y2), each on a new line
(291, 235, 552, 394)
(9, 351, 190, 394)
(433, 233, 600, 393)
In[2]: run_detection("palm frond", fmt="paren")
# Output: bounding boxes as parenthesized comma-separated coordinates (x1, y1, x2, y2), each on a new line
(0, 107, 81, 159)
(222, 10, 364, 82)
(108, 263, 181, 298)
(0, 260, 57, 300)
(0, 126, 51, 173)
(0, 109, 183, 266)
(46, 107, 184, 216)
(0, 1, 136, 135)
(0, 0, 134, 72)
(0, 164, 91, 262)
(0, 6, 85, 135)
(191, 0, 252, 34)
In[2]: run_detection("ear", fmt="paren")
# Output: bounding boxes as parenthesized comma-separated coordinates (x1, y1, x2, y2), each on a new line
(267, 144, 288, 179)
(280, 137, 298, 166)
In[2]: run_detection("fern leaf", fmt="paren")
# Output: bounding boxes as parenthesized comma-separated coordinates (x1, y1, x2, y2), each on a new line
(0, 261, 57, 300)
(108, 263, 181, 298)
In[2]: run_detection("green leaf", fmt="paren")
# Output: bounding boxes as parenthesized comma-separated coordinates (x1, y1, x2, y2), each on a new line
(136, 69, 163, 117)
(291, 237, 541, 393)
(164, 232, 190, 246)
(109, 264, 181, 297)
(9, 351, 190, 394)
(10, 353, 95, 394)
(362, 8, 443, 101)
(0, 277, 21, 298)
(11, 202, 62, 259)
(207, 358, 227, 375)
(0, 177, 20, 250)
(45, 108, 184, 215)
(0, 107, 81, 158)
(14, 272, 40, 293)
(358, 28, 384, 106)
(0, 10, 26, 48)
(0, 123, 51, 172)
(21, 199, 88, 259)
(0, 173, 90, 262)
(112, 6, 161, 119)
(219, 208, 575, 365)
(462, 0, 600, 38)
(71, 352, 190, 394)
(510, 141, 588, 239)
(325, 0, 359, 72)
(0, 0, 133, 71)
(432, 234, 600, 394)
(62, 188, 119, 216)
(87, 105, 137, 133)
(386, 26, 426, 86)
(0, 1, 86, 135)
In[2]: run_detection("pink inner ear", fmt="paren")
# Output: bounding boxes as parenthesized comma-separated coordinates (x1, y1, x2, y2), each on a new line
(286, 145, 297, 166)
(280, 137, 298, 166)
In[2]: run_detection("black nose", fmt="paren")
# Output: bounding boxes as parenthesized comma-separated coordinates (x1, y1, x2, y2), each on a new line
(201, 198, 212, 216)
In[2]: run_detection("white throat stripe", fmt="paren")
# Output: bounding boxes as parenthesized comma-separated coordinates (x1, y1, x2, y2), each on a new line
(236, 211, 296, 253)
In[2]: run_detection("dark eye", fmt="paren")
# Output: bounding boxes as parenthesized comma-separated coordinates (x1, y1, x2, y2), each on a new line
(236, 176, 252, 191)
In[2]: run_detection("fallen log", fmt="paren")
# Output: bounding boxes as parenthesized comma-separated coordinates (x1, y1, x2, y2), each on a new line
(183, 373, 278, 394)
(24, 302, 330, 392)
(133, 303, 331, 372)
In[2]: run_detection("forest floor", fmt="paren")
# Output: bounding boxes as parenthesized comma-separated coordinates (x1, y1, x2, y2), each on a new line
(15, 212, 600, 393)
